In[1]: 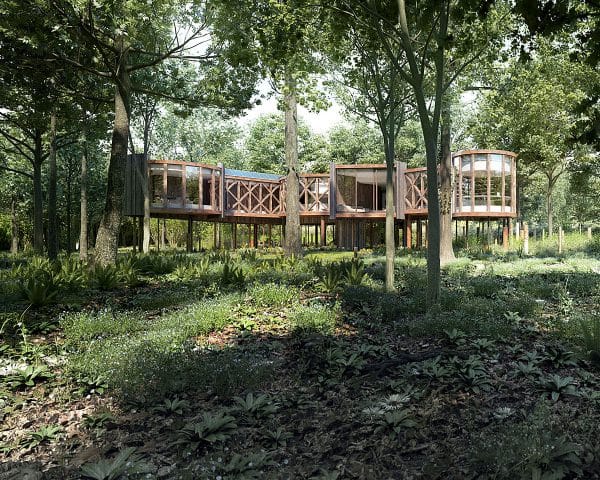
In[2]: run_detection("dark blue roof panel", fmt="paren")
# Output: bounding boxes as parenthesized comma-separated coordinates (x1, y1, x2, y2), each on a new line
(224, 168, 282, 181)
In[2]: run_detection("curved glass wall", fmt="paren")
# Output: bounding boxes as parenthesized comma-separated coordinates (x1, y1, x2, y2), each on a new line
(453, 150, 516, 214)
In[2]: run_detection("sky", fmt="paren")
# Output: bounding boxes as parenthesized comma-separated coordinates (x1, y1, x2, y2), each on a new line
(235, 82, 346, 136)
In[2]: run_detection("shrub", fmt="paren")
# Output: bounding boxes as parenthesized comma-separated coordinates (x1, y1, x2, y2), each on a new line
(578, 314, 600, 364)
(248, 282, 298, 308)
(289, 302, 339, 335)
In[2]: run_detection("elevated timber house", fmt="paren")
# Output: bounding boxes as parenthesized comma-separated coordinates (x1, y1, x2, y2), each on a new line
(124, 149, 517, 250)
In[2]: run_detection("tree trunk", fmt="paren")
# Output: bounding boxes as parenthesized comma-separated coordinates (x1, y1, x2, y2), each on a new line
(546, 186, 553, 237)
(10, 196, 18, 254)
(66, 168, 72, 254)
(283, 71, 302, 257)
(384, 120, 396, 292)
(47, 112, 58, 260)
(439, 102, 455, 265)
(143, 142, 150, 253)
(79, 138, 88, 262)
(94, 43, 130, 266)
(32, 129, 44, 254)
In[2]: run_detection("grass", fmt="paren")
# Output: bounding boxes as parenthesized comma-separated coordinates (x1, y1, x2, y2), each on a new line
(2, 240, 600, 478)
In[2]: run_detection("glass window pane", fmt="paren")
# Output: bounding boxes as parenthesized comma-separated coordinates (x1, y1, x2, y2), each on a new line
(490, 154, 503, 174)
(150, 165, 164, 206)
(186, 166, 199, 207)
(167, 165, 183, 207)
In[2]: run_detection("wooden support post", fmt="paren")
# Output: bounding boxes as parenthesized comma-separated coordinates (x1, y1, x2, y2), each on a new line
(253, 224, 258, 249)
(503, 222, 509, 251)
(161, 218, 166, 250)
(198, 222, 202, 250)
(186, 217, 193, 253)
(487, 220, 492, 249)
(405, 217, 412, 250)
(132, 218, 137, 254)
(416, 219, 423, 248)
(369, 222, 375, 248)
(268, 224, 272, 247)
(314, 224, 318, 247)
(523, 222, 529, 255)
(232, 223, 237, 249)
(213, 222, 218, 249)
(138, 217, 143, 252)
(320, 218, 326, 247)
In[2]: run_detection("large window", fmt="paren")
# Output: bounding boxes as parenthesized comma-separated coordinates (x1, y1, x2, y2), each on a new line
(336, 168, 386, 212)
(166, 165, 183, 207)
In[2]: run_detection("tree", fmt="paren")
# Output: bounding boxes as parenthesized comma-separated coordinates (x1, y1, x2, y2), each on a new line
(471, 41, 591, 235)
(327, 8, 414, 291)
(37, 0, 256, 265)
(210, 0, 327, 256)
(327, 121, 384, 165)
(330, 0, 505, 306)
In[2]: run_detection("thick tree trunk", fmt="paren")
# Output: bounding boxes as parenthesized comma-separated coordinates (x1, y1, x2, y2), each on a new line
(79, 140, 88, 262)
(95, 46, 130, 266)
(424, 131, 441, 307)
(32, 130, 44, 255)
(283, 72, 302, 257)
(439, 104, 455, 265)
(11, 196, 18, 254)
(47, 112, 58, 259)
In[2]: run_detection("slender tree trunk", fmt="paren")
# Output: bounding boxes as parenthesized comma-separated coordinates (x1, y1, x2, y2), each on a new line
(546, 186, 553, 237)
(283, 71, 302, 257)
(48, 112, 58, 259)
(95, 43, 130, 266)
(32, 129, 44, 254)
(143, 133, 151, 253)
(439, 102, 455, 265)
(66, 171, 72, 254)
(79, 138, 88, 262)
(11, 196, 18, 254)
(384, 120, 396, 292)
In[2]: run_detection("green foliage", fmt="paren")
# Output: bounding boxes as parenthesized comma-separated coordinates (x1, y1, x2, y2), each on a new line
(317, 268, 343, 294)
(579, 314, 600, 364)
(19, 425, 62, 451)
(92, 264, 120, 291)
(233, 392, 279, 423)
(80, 447, 150, 480)
(82, 412, 116, 430)
(470, 407, 583, 479)
(175, 412, 237, 450)
(220, 261, 245, 287)
(289, 302, 339, 335)
(217, 452, 276, 478)
(7, 364, 53, 390)
(55, 256, 88, 290)
(20, 276, 58, 306)
(342, 259, 369, 286)
(152, 397, 190, 416)
(249, 282, 298, 308)
(537, 374, 579, 401)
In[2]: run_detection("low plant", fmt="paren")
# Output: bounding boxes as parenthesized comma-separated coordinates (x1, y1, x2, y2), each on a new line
(175, 412, 238, 451)
(317, 268, 342, 294)
(80, 447, 151, 480)
(92, 264, 120, 291)
(7, 364, 53, 390)
(289, 302, 339, 335)
(82, 412, 116, 430)
(19, 425, 62, 450)
(578, 314, 600, 364)
(538, 374, 579, 401)
(249, 282, 298, 308)
(542, 345, 578, 368)
(371, 408, 418, 438)
(20, 276, 59, 307)
(232, 392, 279, 422)
(263, 427, 293, 449)
(221, 262, 245, 287)
(152, 397, 190, 415)
(55, 256, 88, 290)
(343, 259, 369, 286)
(217, 452, 276, 479)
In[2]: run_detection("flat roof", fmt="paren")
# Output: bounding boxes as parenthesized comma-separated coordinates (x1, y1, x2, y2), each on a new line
(224, 168, 282, 181)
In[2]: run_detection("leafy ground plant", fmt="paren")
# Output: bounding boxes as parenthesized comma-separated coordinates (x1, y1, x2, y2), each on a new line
(80, 447, 151, 480)
(175, 412, 237, 451)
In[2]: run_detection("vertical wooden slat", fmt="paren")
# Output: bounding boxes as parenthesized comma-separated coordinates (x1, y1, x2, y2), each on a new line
(199, 168, 204, 209)
(329, 163, 336, 220)
(511, 156, 517, 214)
(501, 155, 506, 211)
(162, 164, 167, 206)
(182, 165, 187, 208)
(470, 154, 475, 211)
(458, 155, 463, 211)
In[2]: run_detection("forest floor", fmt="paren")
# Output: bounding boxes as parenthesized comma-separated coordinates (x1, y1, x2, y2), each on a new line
(1, 242, 600, 479)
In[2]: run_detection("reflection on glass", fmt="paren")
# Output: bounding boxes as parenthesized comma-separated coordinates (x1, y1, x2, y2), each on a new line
(490, 154, 503, 174)
(151, 165, 164, 206)
(474, 173, 487, 206)
(167, 165, 183, 207)
(186, 166, 199, 207)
